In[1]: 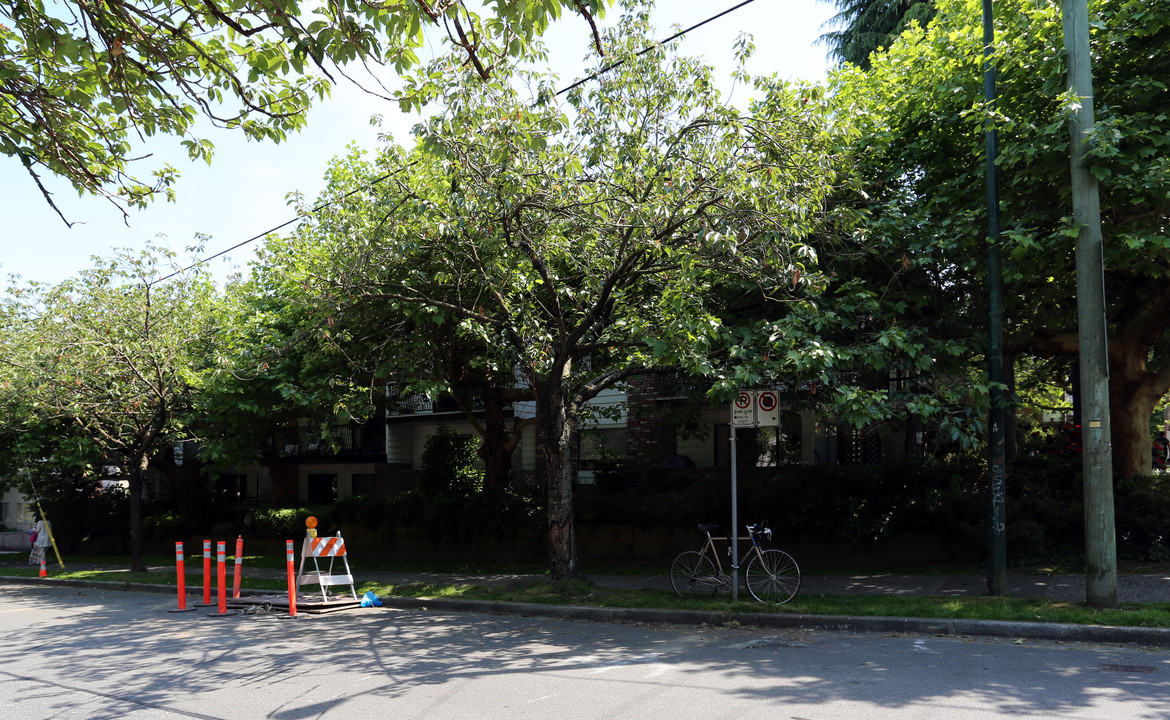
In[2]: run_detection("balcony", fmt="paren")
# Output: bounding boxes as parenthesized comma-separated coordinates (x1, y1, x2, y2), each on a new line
(386, 389, 507, 419)
(277, 422, 384, 459)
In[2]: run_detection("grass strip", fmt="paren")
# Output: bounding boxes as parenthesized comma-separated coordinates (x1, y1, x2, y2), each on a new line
(359, 578, 1170, 629)
(6, 564, 1169, 629)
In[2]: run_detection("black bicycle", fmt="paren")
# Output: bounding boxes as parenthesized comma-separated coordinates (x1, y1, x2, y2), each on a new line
(670, 522, 801, 604)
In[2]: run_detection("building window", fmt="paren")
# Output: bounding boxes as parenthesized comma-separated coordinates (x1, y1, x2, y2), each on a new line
(579, 427, 629, 471)
(308, 474, 338, 505)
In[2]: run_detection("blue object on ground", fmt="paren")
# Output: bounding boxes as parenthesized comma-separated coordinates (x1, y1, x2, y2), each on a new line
(361, 590, 383, 608)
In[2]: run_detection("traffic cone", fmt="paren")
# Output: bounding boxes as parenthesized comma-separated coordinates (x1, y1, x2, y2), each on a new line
(39, 558, 47, 577)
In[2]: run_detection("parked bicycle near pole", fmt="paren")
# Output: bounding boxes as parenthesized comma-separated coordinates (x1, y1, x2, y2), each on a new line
(670, 522, 801, 604)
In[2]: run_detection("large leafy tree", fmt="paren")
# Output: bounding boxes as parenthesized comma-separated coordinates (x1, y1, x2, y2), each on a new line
(832, 0, 1170, 476)
(0, 0, 607, 222)
(190, 232, 381, 469)
(819, 0, 936, 69)
(264, 6, 843, 579)
(1, 243, 219, 570)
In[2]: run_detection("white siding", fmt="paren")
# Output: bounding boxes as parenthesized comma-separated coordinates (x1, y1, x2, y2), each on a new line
(386, 424, 415, 466)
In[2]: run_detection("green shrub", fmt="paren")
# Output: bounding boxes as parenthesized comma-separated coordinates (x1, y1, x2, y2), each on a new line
(419, 425, 483, 497)
(250, 506, 331, 539)
(575, 455, 1170, 565)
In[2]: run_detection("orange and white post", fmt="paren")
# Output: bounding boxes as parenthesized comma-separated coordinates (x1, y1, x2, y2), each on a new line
(169, 542, 196, 613)
(200, 539, 212, 606)
(207, 540, 236, 617)
(285, 539, 297, 617)
(231, 535, 244, 599)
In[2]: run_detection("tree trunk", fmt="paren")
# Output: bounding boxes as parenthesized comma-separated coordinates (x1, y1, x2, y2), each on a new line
(1108, 368, 1162, 478)
(477, 393, 518, 491)
(1025, 323, 1170, 478)
(537, 379, 580, 580)
(129, 455, 148, 572)
(1107, 319, 1170, 477)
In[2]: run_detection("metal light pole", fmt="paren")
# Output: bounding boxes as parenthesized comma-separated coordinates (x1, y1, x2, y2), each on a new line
(982, 0, 1007, 596)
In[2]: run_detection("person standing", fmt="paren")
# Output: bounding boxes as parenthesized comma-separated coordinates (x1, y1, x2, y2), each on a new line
(29, 515, 50, 566)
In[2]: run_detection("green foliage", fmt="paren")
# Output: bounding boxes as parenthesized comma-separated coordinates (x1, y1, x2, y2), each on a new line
(258, 486, 545, 550)
(41, 485, 129, 554)
(190, 256, 377, 467)
(0, 0, 609, 221)
(829, 0, 1170, 474)
(141, 484, 239, 541)
(1, 243, 220, 567)
(577, 458, 1170, 565)
(249, 506, 330, 540)
(419, 425, 484, 498)
(2, 242, 217, 464)
(254, 4, 845, 576)
(820, 0, 937, 69)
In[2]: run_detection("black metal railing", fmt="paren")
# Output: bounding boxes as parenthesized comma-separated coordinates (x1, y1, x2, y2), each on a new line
(277, 422, 384, 458)
(386, 389, 493, 417)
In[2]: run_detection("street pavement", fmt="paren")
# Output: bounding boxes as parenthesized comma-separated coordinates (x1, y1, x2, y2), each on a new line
(3, 554, 1169, 647)
(5, 582, 1169, 719)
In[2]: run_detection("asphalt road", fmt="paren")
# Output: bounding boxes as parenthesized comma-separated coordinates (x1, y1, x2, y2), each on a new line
(3, 582, 1169, 719)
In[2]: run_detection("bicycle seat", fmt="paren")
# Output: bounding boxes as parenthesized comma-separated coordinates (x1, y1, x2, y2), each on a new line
(698, 524, 719, 533)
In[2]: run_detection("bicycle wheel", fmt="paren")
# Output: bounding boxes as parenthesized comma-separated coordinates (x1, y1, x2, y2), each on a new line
(745, 549, 801, 604)
(670, 550, 720, 598)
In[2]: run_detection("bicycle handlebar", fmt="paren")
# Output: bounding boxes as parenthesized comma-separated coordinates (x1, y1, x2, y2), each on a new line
(699, 522, 772, 540)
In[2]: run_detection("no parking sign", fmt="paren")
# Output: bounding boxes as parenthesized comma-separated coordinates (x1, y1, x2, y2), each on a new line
(756, 389, 779, 427)
(731, 391, 755, 427)
(730, 389, 781, 427)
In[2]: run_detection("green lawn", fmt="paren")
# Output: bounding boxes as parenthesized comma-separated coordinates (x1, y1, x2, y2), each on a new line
(4, 556, 1169, 629)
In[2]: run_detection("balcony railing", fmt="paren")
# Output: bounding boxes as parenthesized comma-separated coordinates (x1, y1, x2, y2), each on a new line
(386, 389, 500, 417)
(278, 422, 384, 459)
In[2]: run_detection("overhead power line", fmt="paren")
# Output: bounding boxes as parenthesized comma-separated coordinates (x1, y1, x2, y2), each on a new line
(555, 0, 758, 98)
(155, 0, 761, 285)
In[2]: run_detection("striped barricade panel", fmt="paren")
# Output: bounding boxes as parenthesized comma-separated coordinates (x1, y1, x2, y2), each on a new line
(296, 533, 358, 601)
(308, 536, 346, 558)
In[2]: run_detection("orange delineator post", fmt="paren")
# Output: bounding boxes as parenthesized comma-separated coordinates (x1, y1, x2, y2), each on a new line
(231, 535, 244, 599)
(201, 539, 212, 606)
(39, 557, 46, 578)
(169, 542, 196, 613)
(176, 542, 188, 609)
(214, 541, 228, 615)
(285, 540, 297, 617)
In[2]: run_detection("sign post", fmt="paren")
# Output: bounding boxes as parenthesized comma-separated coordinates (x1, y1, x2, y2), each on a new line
(730, 391, 757, 601)
(730, 388, 783, 600)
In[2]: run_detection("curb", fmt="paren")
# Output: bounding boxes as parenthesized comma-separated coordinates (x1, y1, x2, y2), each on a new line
(378, 594, 1170, 648)
(5, 575, 1170, 648)
(0, 574, 270, 598)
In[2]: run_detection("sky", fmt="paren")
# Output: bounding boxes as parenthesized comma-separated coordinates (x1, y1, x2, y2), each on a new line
(0, 0, 838, 287)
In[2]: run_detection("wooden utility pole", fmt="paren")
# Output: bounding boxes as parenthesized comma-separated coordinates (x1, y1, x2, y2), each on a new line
(1062, 0, 1117, 608)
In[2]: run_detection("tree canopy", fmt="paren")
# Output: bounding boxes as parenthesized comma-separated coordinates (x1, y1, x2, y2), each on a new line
(0, 0, 607, 223)
(244, 6, 847, 577)
(0, 243, 218, 568)
(831, 0, 1170, 475)
(819, 0, 936, 69)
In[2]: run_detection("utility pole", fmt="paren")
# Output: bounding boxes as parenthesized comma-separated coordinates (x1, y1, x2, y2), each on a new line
(981, 0, 1007, 596)
(1062, 0, 1117, 608)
